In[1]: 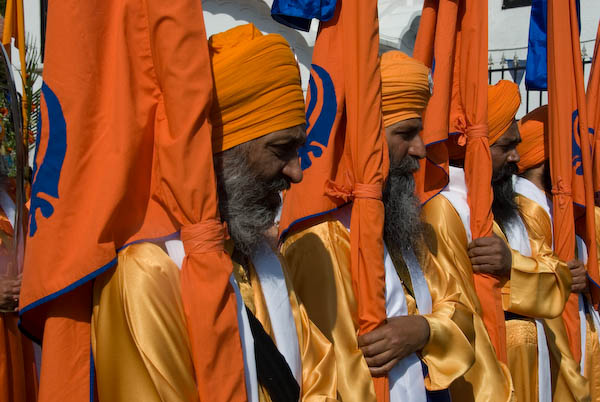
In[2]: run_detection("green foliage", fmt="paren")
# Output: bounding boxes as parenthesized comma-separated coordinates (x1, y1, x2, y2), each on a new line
(24, 36, 41, 140)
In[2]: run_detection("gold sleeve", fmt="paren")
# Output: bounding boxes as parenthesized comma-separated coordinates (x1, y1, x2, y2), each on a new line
(499, 196, 571, 319)
(418, 251, 476, 390)
(422, 195, 514, 402)
(421, 195, 484, 314)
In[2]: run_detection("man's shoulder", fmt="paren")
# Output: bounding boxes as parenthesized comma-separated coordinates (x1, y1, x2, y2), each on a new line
(422, 194, 462, 228)
(281, 212, 350, 251)
(117, 241, 175, 270)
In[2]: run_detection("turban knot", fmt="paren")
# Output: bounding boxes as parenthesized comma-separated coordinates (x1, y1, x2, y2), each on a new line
(209, 23, 306, 153)
(380, 51, 431, 128)
(516, 105, 549, 173)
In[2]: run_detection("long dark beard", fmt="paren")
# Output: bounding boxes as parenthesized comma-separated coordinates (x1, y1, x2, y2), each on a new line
(492, 162, 519, 232)
(214, 144, 290, 257)
(383, 156, 423, 253)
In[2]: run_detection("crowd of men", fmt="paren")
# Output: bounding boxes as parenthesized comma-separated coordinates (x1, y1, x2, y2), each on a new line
(0, 1, 599, 401)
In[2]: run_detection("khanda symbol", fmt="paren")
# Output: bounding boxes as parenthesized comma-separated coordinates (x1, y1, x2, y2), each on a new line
(298, 64, 337, 170)
(571, 110, 584, 176)
(29, 83, 67, 237)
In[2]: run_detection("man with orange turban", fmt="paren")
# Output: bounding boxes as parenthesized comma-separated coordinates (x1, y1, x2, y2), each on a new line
(515, 105, 598, 401)
(91, 24, 337, 402)
(281, 51, 476, 402)
(422, 80, 579, 401)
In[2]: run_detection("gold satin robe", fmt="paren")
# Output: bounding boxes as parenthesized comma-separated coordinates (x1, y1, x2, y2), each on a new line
(280, 217, 475, 402)
(421, 194, 576, 401)
(515, 194, 595, 401)
(91, 242, 337, 402)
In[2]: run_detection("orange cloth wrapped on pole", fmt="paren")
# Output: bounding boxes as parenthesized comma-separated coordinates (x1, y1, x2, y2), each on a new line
(414, 0, 508, 363)
(412, 0, 458, 205)
(547, 0, 599, 362)
(279, 0, 389, 399)
(20, 2, 246, 401)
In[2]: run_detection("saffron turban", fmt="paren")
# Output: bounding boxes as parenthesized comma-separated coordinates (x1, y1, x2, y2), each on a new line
(448, 80, 521, 159)
(516, 105, 549, 173)
(380, 51, 431, 127)
(209, 23, 306, 153)
(487, 80, 521, 144)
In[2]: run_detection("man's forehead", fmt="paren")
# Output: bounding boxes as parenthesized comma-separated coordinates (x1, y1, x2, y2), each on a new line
(495, 120, 520, 144)
(265, 125, 306, 143)
(390, 117, 422, 131)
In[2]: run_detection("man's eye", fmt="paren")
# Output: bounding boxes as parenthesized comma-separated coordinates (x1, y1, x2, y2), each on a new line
(271, 145, 294, 158)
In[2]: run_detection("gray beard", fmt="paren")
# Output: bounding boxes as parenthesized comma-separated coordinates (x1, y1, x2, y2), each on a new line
(383, 156, 423, 253)
(214, 144, 289, 258)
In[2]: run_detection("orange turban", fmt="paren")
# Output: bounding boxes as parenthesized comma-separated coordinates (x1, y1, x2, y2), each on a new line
(380, 51, 431, 127)
(447, 80, 521, 159)
(209, 24, 306, 153)
(516, 105, 549, 173)
(487, 80, 521, 144)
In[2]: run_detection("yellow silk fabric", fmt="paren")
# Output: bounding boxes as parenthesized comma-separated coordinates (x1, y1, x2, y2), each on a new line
(506, 318, 539, 402)
(517, 194, 593, 401)
(280, 218, 475, 401)
(584, 312, 600, 401)
(231, 255, 338, 402)
(422, 195, 514, 402)
(92, 242, 337, 402)
(91, 243, 199, 402)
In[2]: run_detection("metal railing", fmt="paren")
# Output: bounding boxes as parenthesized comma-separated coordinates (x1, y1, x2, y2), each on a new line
(488, 52, 594, 116)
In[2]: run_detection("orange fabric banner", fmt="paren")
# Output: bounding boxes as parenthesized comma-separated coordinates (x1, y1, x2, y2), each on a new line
(20, 1, 245, 401)
(413, 0, 506, 363)
(588, 20, 600, 307)
(589, 21, 600, 201)
(279, 0, 389, 399)
(547, 0, 598, 362)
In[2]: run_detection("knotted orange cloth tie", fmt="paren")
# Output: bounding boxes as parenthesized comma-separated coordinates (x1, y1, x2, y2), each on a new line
(325, 174, 382, 203)
(180, 218, 248, 402)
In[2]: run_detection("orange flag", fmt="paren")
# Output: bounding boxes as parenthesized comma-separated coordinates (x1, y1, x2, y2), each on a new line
(547, 0, 598, 362)
(590, 21, 600, 201)
(279, 0, 389, 399)
(413, 0, 506, 363)
(20, 2, 245, 401)
(586, 20, 600, 307)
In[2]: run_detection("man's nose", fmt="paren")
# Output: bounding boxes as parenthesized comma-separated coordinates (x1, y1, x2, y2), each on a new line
(282, 156, 303, 183)
(507, 148, 520, 164)
(408, 135, 426, 159)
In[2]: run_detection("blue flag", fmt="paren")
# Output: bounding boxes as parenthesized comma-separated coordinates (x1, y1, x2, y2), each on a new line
(525, 0, 581, 90)
(271, 0, 337, 31)
(525, 0, 548, 90)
